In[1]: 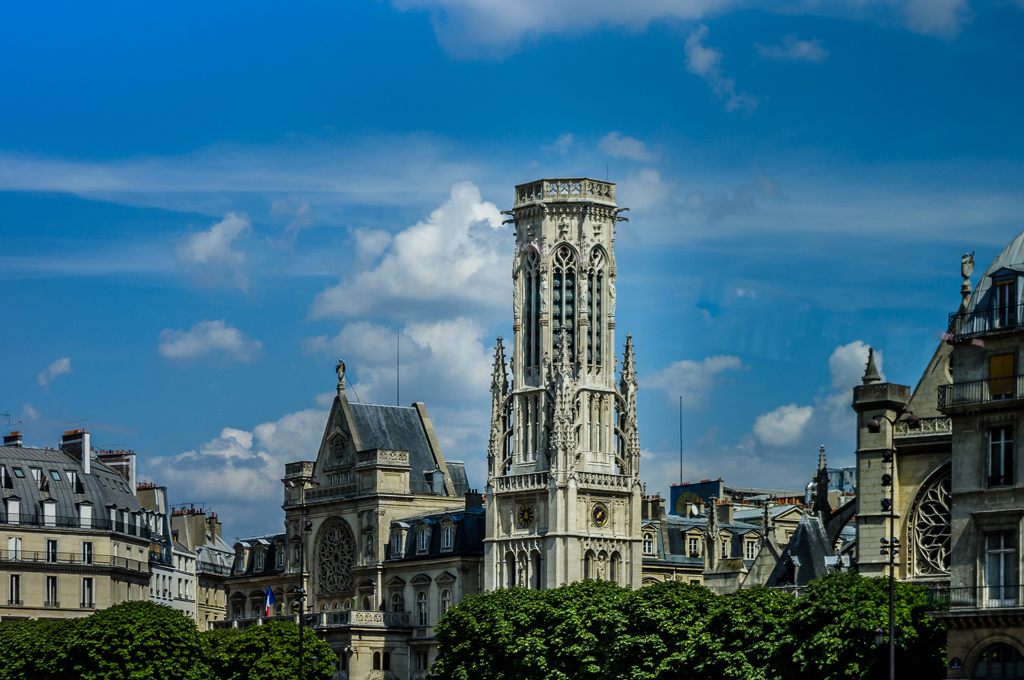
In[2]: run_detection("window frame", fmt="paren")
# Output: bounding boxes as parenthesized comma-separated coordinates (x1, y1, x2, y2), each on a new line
(416, 590, 428, 626)
(988, 426, 1015, 488)
(642, 532, 654, 555)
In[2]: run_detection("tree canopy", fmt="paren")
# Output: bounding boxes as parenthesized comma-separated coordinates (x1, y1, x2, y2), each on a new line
(431, 573, 947, 680)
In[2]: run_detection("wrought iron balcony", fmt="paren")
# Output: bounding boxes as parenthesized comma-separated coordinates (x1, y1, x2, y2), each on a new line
(0, 548, 148, 572)
(938, 376, 1024, 409)
(928, 585, 1024, 611)
(947, 303, 1024, 341)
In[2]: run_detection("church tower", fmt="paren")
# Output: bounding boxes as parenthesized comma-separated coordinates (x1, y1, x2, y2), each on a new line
(484, 178, 642, 591)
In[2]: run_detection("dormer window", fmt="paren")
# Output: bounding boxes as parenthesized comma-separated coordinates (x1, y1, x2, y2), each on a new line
(390, 527, 406, 557)
(11, 467, 24, 479)
(418, 527, 430, 553)
(995, 278, 1017, 328)
(642, 532, 654, 555)
(255, 550, 265, 571)
(441, 523, 453, 551)
(0, 466, 10, 489)
(235, 550, 245, 572)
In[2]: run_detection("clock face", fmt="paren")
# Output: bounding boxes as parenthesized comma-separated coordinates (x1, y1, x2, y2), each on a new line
(517, 505, 535, 527)
(592, 503, 608, 528)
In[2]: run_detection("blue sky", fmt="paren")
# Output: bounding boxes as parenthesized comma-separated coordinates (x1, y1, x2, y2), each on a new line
(3, 0, 1024, 539)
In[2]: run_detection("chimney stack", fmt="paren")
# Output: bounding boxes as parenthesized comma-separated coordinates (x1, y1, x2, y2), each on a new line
(61, 430, 91, 474)
(3, 431, 23, 448)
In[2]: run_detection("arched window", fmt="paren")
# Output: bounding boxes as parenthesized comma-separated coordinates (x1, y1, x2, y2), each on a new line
(610, 552, 621, 584)
(643, 533, 654, 555)
(506, 553, 516, 588)
(972, 644, 1024, 678)
(382, 652, 391, 671)
(584, 551, 595, 580)
(522, 249, 540, 369)
(532, 551, 542, 589)
(391, 592, 404, 612)
(372, 652, 381, 671)
(442, 523, 453, 550)
(440, 588, 452, 616)
(315, 520, 355, 594)
(361, 595, 372, 610)
(911, 466, 952, 576)
(417, 590, 428, 626)
(418, 527, 430, 552)
(552, 245, 577, 360)
(343, 599, 352, 610)
(586, 247, 605, 367)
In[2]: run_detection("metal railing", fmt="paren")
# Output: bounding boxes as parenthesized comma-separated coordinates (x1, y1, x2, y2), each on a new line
(0, 548, 148, 572)
(80, 600, 94, 609)
(43, 600, 59, 608)
(938, 376, 1024, 409)
(0, 513, 156, 539)
(7, 599, 22, 606)
(928, 585, 1024, 610)
(948, 303, 1024, 340)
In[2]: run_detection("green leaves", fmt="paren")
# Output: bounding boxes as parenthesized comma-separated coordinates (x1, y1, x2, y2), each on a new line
(0, 603, 336, 680)
(430, 574, 946, 680)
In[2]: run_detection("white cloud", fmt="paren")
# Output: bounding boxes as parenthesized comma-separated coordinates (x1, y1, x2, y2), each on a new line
(175, 213, 251, 290)
(546, 134, 575, 155)
(304, 317, 491, 405)
(620, 168, 673, 211)
(310, 181, 511, 320)
(829, 340, 884, 388)
(756, 35, 829, 62)
(37, 357, 71, 389)
(646, 354, 745, 409)
(684, 175, 779, 223)
(158, 320, 263, 363)
(21, 403, 39, 420)
(753, 403, 814, 447)
(598, 132, 660, 163)
(146, 406, 329, 536)
(383, 0, 977, 57)
(351, 227, 393, 261)
(685, 25, 758, 112)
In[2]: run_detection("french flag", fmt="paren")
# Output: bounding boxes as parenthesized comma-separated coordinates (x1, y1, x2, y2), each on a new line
(265, 586, 276, 618)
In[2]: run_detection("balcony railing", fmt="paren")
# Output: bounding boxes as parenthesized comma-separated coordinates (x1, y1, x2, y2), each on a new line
(0, 548, 148, 572)
(928, 585, 1024, 610)
(7, 599, 22, 606)
(948, 303, 1024, 341)
(80, 600, 95, 609)
(495, 472, 549, 492)
(43, 600, 60, 608)
(938, 376, 1024, 409)
(0, 513, 156, 539)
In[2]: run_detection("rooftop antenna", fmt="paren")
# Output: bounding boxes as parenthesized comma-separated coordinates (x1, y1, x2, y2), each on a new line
(1, 413, 10, 429)
(65, 419, 89, 428)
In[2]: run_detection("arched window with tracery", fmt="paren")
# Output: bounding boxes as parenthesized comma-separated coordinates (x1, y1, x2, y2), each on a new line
(391, 592, 404, 612)
(910, 466, 952, 576)
(552, 245, 577, 360)
(586, 247, 605, 367)
(315, 519, 355, 594)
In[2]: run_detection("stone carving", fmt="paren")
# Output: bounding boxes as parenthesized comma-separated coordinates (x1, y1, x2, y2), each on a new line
(961, 250, 975, 280)
(540, 277, 549, 313)
(316, 520, 355, 593)
(335, 359, 346, 395)
(912, 472, 951, 576)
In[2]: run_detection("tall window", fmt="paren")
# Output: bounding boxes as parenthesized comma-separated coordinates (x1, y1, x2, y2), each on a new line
(609, 552, 621, 584)
(642, 533, 654, 555)
(276, 548, 284, 568)
(552, 246, 577, 360)
(522, 250, 540, 369)
(586, 247, 605, 367)
(4, 498, 18, 525)
(9, 574, 21, 605)
(7, 537, 21, 561)
(391, 531, 403, 557)
(255, 550, 265, 570)
(688, 537, 699, 556)
(416, 591, 428, 626)
(440, 588, 452, 616)
(720, 539, 729, 559)
(82, 542, 93, 565)
(418, 528, 429, 553)
(994, 279, 1017, 328)
(532, 551, 542, 589)
(46, 539, 58, 563)
(442, 524, 453, 550)
(372, 652, 381, 671)
(79, 504, 92, 529)
(746, 541, 757, 560)
(985, 532, 1018, 606)
(506, 553, 516, 588)
(990, 354, 1015, 400)
(583, 551, 594, 580)
(990, 427, 1014, 487)
(382, 652, 391, 672)
(391, 592, 403, 612)
(45, 576, 58, 606)
(81, 578, 94, 609)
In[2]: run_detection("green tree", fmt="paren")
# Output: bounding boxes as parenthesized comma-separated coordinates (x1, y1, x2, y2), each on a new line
(687, 586, 795, 680)
(788, 571, 946, 680)
(63, 601, 211, 680)
(0, 617, 80, 680)
(204, 620, 337, 680)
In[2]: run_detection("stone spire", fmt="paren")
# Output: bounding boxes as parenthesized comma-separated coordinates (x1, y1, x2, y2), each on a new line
(619, 334, 640, 476)
(862, 347, 881, 385)
(490, 337, 508, 400)
(818, 444, 827, 471)
(487, 338, 509, 478)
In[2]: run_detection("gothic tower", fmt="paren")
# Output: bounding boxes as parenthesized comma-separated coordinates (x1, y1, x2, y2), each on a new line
(484, 178, 642, 591)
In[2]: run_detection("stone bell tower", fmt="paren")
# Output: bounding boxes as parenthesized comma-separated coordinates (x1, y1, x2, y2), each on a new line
(484, 178, 642, 591)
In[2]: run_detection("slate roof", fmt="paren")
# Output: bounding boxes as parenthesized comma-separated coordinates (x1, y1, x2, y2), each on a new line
(764, 515, 837, 587)
(0, 445, 143, 528)
(348, 404, 443, 495)
(965, 227, 1024, 314)
(446, 461, 470, 495)
(386, 506, 485, 561)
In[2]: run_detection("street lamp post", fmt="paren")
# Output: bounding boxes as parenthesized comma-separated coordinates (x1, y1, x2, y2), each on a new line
(286, 472, 319, 680)
(868, 411, 919, 680)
